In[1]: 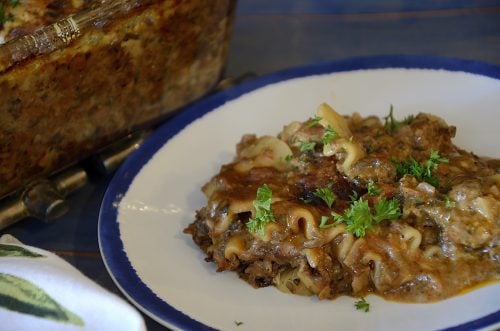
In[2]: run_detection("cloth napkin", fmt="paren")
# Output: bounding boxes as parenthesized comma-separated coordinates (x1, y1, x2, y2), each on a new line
(0, 234, 145, 331)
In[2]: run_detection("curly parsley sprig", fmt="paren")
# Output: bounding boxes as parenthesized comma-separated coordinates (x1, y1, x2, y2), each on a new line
(366, 179, 381, 196)
(393, 150, 448, 187)
(349, 191, 359, 203)
(299, 140, 316, 153)
(307, 115, 322, 128)
(444, 196, 456, 209)
(354, 297, 370, 312)
(246, 184, 275, 235)
(373, 198, 401, 223)
(333, 197, 401, 237)
(319, 215, 333, 228)
(313, 184, 336, 208)
(321, 126, 338, 145)
(0, 0, 20, 25)
(384, 105, 414, 133)
(425, 150, 449, 179)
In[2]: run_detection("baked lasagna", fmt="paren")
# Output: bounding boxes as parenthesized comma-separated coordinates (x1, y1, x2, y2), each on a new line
(0, 0, 235, 198)
(185, 103, 499, 302)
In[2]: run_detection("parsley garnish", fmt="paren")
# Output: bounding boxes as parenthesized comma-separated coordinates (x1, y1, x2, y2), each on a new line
(284, 154, 294, 162)
(307, 116, 322, 128)
(334, 197, 401, 237)
(235, 321, 244, 326)
(366, 179, 381, 196)
(393, 150, 448, 187)
(349, 191, 359, 203)
(373, 198, 401, 223)
(299, 197, 313, 204)
(393, 157, 424, 180)
(0, 0, 19, 25)
(426, 150, 449, 178)
(313, 184, 336, 208)
(246, 184, 275, 235)
(444, 196, 456, 209)
(354, 297, 370, 312)
(322, 126, 338, 145)
(335, 199, 372, 237)
(383, 105, 414, 133)
(319, 215, 334, 228)
(299, 141, 316, 153)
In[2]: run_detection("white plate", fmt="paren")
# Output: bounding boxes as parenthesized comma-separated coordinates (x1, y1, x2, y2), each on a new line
(99, 56, 500, 331)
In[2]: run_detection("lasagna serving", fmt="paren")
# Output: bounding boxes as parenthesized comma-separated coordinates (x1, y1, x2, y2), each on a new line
(185, 103, 499, 302)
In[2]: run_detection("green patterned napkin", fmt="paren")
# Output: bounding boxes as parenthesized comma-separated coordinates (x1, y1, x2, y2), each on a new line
(0, 235, 145, 331)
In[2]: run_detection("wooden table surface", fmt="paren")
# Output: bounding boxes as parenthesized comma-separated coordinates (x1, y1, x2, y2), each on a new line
(4, 1, 500, 330)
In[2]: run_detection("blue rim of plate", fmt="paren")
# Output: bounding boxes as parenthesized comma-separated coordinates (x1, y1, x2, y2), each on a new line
(98, 55, 500, 331)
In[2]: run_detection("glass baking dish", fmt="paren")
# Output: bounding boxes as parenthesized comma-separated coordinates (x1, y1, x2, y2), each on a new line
(0, 0, 236, 199)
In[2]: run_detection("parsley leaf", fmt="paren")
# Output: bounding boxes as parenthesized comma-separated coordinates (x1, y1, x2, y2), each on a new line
(313, 184, 336, 208)
(299, 197, 313, 204)
(342, 199, 373, 237)
(246, 184, 275, 235)
(393, 157, 424, 179)
(354, 297, 370, 312)
(367, 179, 381, 196)
(393, 150, 447, 187)
(349, 191, 359, 203)
(322, 126, 338, 145)
(0, 0, 20, 25)
(426, 150, 448, 178)
(319, 215, 334, 228)
(235, 321, 244, 326)
(383, 105, 414, 133)
(307, 116, 322, 128)
(299, 141, 316, 153)
(334, 197, 401, 237)
(444, 196, 456, 209)
(373, 198, 401, 223)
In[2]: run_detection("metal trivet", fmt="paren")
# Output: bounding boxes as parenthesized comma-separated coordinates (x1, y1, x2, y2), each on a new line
(0, 131, 149, 230)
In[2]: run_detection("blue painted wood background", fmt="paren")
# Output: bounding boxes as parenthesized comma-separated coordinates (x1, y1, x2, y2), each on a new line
(227, 0, 500, 76)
